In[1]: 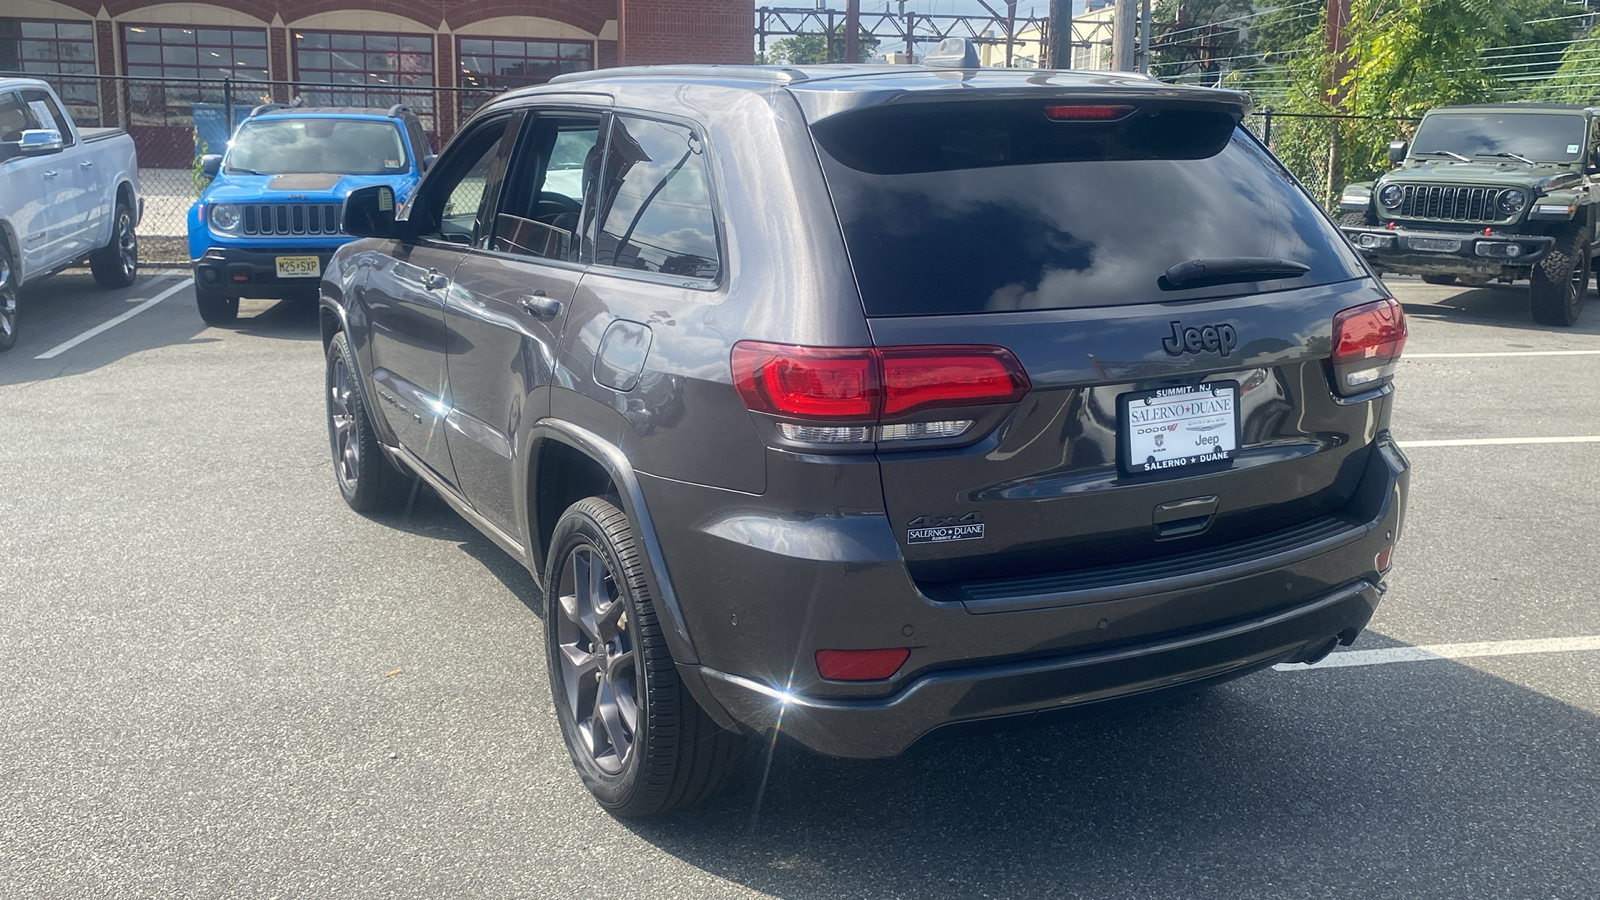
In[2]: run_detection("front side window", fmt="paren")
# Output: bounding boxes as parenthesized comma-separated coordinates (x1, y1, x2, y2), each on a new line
(226, 118, 408, 176)
(293, 31, 435, 132)
(593, 116, 720, 282)
(122, 25, 267, 127)
(0, 19, 99, 126)
(491, 115, 601, 262)
(409, 116, 514, 245)
(19, 88, 72, 146)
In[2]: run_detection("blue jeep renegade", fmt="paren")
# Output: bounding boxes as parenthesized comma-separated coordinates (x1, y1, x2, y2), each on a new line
(189, 103, 432, 324)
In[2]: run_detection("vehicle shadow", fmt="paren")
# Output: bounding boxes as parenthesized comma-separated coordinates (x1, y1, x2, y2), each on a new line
(364, 486, 546, 621)
(1394, 277, 1600, 337)
(620, 655, 1600, 899)
(233, 296, 322, 341)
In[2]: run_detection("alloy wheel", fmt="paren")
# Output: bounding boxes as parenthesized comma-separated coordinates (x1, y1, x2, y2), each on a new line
(0, 255, 14, 342)
(327, 353, 360, 489)
(116, 212, 137, 279)
(555, 544, 639, 775)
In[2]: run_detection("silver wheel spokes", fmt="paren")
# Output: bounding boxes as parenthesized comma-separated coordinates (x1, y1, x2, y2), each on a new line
(0, 258, 14, 339)
(328, 356, 359, 486)
(557, 545, 638, 775)
(118, 214, 136, 275)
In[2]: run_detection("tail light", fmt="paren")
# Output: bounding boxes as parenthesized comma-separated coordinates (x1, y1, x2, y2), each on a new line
(1328, 298, 1407, 396)
(731, 341, 1030, 446)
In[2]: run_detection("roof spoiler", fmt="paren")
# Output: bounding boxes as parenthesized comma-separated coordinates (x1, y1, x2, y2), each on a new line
(923, 37, 980, 69)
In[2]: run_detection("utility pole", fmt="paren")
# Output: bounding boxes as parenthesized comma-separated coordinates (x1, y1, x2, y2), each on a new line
(1047, 0, 1072, 69)
(1113, 0, 1137, 71)
(1326, 0, 1352, 96)
(845, 0, 861, 63)
(1005, 1, 1017, 68)
(1138, 0, 1151, 74)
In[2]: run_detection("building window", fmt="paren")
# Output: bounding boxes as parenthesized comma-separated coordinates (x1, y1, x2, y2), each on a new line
(122, 25, 269, 127)
(456, 37, 592, 117)
(293, 31, 435, 131)
(0, 19, 100, 126)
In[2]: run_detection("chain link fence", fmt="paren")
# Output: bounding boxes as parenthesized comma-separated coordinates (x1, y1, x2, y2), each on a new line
(4, 71, 502, 264)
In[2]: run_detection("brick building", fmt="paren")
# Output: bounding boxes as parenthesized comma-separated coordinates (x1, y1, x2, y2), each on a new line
(1, 0, 752, 163)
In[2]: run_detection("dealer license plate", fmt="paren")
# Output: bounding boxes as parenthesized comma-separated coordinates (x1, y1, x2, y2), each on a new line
(275, 255, 321, 278)
(1409, 237, 1462, 253)
(1120, 383, 1240, 474)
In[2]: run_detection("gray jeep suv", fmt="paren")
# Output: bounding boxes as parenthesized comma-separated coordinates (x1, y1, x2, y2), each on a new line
(320, 55, 1410, 816)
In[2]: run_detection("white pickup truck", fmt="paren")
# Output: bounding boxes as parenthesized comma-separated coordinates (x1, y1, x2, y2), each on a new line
(0, 77, 141, 352)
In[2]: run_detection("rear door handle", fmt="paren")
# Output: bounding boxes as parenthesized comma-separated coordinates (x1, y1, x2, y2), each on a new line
(43, 170, 57, 178)
(421, 268, 448, 291)
(79, 160, 94, 169)
(519, 293, 563, 319)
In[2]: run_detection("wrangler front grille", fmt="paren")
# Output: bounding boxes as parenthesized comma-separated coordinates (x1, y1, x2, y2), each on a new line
(240, 203, 343, 236)
(1392, 185, 1513, 224)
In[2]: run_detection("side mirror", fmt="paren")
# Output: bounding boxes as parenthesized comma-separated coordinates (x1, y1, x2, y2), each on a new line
(421, 153, 436, 172)
(1588, 147, 1600, 175)
(1387, 140, 1409, 166)
(199, 154, 222, 178)
(0, 129, 65, 161)
(342, 184, 399, 239)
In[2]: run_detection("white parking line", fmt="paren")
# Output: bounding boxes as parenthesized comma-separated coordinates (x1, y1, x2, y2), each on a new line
(1399, 436, 1600, 448)
(1406, 350, 1600, 358)
(1276, 635, 1600, 671)
(34, 277, 193, 361)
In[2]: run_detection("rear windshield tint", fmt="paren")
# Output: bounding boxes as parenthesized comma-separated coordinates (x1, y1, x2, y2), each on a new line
(810, 101, 1366, 317)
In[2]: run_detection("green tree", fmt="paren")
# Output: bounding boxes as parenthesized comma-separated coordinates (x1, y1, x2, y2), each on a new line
(1537, 24, 1600, 102)
(1149, 0, 1255, 81)
(764, 25, 881, 65)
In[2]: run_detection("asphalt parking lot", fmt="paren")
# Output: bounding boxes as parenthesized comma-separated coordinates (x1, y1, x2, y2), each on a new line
(2, 272, 1598, 899)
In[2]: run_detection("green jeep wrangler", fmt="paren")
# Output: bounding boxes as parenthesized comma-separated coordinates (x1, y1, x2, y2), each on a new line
(1339, 103, 1600, 326)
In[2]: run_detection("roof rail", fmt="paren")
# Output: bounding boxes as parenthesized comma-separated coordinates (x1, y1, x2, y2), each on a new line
(386, 103, 410, 118)
(247, 97, 304, 118)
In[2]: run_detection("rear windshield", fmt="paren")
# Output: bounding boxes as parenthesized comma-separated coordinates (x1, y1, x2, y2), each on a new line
(810, 101, 1365, 317)
(226, 118, 408, 176)
(1410, 112, 1586, 163)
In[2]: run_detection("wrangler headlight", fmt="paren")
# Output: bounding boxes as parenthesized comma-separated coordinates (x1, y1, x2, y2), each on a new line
(1497, 189, 1527, 218)
(1378, 184, 1403, 209)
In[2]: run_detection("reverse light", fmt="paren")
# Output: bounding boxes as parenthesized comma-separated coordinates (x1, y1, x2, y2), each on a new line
(815, 648, 910, 681)
(732, 342, 1030, 443)
(1044, 104, 1134, 121)
(1329, 298, 1407, 396)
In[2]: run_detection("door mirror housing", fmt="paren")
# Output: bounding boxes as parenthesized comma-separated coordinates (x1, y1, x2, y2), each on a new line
(199, 154, 222, 178)
(342, 184, 399, 238)
(1387, 140, 1409, 166)
(0, 129, 64, 162)
(421, 152, 436, 172)
(1587, 147, 1600, 175)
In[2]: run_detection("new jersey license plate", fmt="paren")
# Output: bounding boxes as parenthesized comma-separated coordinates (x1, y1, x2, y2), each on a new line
(1120, 383, 1240, 474)
(275, 255, 321, 278)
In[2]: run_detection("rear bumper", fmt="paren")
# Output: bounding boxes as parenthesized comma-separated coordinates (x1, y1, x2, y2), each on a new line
(191, 245, 343, 298)
(1340, 224, 1553, 277)
(694, 578, 1380, 759)
(652, 435, 1409, 759)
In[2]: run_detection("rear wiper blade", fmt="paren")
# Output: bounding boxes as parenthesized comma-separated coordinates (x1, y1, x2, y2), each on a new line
(1162, 257, 1311, 290)
(1476, 151, 1536, 165)
(1416, 149, 1471, 162)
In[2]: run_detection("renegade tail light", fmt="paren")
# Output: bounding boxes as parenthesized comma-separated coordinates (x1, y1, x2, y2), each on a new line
(1044, 104, 1134, 121)
(732, 341, 1030, 444)
(1329, 298, 1407, 396)
(815, 648, 910, 681)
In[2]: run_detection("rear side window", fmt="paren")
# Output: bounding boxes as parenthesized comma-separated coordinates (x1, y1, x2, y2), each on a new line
(594, 116, 720, 282)
(810, 100, 1365, 316)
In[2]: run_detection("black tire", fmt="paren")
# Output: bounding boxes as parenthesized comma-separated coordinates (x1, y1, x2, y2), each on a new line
(195, 284, 239, 325)
(1530, 227, 1591, 327)
(1337, 211, 1373, 227)
(546, 497, 746, 817)
(89, 200, 138, 288)
(1421, 274, 1458, 286)
(0, 242, 17, 353)
(325, 331, 411, 512)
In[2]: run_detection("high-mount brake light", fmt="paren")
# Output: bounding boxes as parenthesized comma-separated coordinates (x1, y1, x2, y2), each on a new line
(731, 341, 1030, 444)
(1044, 104, 1134, 121)
(1328, 298, 1407, 395)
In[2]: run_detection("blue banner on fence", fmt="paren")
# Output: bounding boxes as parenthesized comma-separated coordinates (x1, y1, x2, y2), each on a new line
(192, 102, 250, 159)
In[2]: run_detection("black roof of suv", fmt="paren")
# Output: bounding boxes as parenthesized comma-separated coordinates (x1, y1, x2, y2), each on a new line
(319, 56, 1410, 816)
